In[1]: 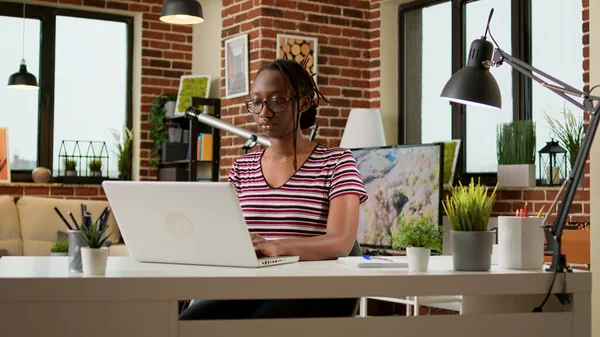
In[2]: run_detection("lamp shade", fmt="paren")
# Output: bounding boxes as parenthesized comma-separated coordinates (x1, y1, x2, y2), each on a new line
(340, 108, 386, 149)
(160, 0, 204, 25)
(7, 62, 38, 90)
(440, 38, 501, 110)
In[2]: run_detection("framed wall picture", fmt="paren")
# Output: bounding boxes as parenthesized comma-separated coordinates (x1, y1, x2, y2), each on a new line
(225, 34, 249, 99)
(276, 34, 318, 82)
(0, 127, 10, 183)
(175, 74, 212, 116)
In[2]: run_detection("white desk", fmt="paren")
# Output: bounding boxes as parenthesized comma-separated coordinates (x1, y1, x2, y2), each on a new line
(0, 256, 591, 337)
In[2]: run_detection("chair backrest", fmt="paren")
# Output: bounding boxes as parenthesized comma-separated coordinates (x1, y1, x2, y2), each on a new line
(349, 240, 363, 257)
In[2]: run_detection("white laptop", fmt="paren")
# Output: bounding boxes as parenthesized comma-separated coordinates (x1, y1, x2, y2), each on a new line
(102, 181, 299, 268)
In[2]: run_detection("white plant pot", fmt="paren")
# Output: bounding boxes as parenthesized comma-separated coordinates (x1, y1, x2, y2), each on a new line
(81, 247, 109, 276)
(91, 171, 102, 177)
(497, 164, 535, 187)
(66, 170, 77, 177)
(50, 252, 68, 256)
(406, 247, 430, 272)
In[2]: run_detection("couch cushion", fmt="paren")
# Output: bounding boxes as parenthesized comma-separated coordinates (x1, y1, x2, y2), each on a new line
(17, 196, 121, 256)
(0, 196, 23, 256)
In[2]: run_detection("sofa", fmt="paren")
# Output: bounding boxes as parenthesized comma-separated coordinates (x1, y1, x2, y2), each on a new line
(0, 195, 128, 257)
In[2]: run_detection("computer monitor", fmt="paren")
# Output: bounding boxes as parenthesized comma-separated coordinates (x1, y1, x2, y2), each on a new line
(351, 143, 444, 250)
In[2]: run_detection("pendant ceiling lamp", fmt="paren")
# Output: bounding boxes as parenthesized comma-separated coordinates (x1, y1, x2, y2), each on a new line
(160, 0, 204, 25)
(7, 0, 38, 90)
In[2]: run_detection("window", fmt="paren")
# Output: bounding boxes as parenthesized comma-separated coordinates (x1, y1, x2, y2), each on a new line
(401, 1, 452, 145)
(0, 16, 41, 171)
(399, 0, 584, 182)
(0, 3, 132, 181)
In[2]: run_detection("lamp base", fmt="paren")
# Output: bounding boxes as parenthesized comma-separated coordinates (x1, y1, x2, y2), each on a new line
(545, 252, 572, 273)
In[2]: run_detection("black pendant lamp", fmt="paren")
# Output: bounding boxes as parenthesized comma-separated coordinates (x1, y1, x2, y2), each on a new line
(160, 0, 204, 25)
(7, 0, 38, 90)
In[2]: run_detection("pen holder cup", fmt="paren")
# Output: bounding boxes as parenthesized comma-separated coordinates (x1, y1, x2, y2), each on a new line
(497, 216, 544, 270)
(68, 230, 87, 272)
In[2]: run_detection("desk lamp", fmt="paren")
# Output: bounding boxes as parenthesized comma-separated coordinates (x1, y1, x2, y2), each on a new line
(340, 108, 386, 149)
(440, 9, 599, 311)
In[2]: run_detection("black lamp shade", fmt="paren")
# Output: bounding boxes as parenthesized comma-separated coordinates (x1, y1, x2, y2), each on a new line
(160, 0, 204, 25)
(7, 63, 38, 90)
(440, 38, 501, 110)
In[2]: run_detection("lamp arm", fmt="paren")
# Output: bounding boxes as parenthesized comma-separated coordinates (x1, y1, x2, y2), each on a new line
(492, 48, 600, 112)
(492, 48, 600, 272)
(185, 106, 271, 148)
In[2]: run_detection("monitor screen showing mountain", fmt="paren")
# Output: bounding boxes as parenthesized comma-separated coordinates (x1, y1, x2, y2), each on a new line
(351, 143, 443, 249)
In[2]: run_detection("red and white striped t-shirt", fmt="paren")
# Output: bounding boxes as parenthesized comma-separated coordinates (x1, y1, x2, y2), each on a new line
(227, 143, 368, 240)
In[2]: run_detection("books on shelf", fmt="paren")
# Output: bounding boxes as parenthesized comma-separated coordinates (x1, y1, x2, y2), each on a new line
(197, 133, 213, 161)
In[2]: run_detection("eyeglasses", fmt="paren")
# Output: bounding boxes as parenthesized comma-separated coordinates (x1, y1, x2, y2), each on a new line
(244, 97, 293, 114)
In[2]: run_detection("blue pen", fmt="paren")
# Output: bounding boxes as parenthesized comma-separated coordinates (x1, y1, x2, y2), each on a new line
(363, 254, 394, 262)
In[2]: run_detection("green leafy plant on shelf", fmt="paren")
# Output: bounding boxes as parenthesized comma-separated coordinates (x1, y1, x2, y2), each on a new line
(88, 158, 103, 172)
(497, 120, 536, 165)
(149, 93, 177, 168)
(65, 157, 77, 171)
(544, 105, 584, 171)
(50, 239, 69, 253)
(111, 126, 133, 180)
(442, 178, 497, 232)
(391, 215, 443, 252)
(80, 222, 111, 249)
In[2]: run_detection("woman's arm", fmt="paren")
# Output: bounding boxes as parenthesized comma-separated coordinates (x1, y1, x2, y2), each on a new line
(253, 194, 361, 260)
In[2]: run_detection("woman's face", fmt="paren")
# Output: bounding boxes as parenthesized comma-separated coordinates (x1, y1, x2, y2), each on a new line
(249, 69, 308, 139)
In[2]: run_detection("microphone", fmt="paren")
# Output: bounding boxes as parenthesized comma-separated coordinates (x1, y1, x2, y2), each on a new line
(184, 106, 271, 147)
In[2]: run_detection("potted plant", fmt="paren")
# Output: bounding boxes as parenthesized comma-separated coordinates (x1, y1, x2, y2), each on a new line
(65, 157, 77, 176)
(50, 239, 69, 256)
(544, 106, 584, 180)
(149, 93, 177, 168)
(391, 215, 443, 272)
(111, 126, 133, 180)
(79, 220, 111, 276)
(88, 158, 103, 177)
(496, 120, 536, 187)
(443, 178, 498, 271)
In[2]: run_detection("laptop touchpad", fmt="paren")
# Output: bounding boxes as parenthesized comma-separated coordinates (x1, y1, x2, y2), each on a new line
(165, 212, 194, 236)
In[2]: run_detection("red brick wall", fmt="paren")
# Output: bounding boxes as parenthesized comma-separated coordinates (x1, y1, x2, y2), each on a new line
(219, 0, 374, 179)
(0, 184, 107, 201)
(32, 0, 194, 181)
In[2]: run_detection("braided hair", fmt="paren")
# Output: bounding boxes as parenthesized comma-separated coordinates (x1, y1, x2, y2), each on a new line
(256, 57, 329, 170)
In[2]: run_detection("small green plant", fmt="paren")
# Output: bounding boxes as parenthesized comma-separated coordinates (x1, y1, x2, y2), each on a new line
(88, 158, 103, 172)
(497, 120, 536, 165)
(111, 126, 133, 179)
(544, 105, 584, 170)
(149, 93, 177, 167)
(65, 157, 77, 171)
(50, 240, 69, 253)
(80, 222, 111, 249)
(442, 178, 497, 232)
(391, 216, 443, 252)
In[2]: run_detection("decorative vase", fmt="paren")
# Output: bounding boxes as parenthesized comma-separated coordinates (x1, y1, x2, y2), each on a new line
(66, 170, 77, 177)
(451, 230, 495, 271)
(81, 247, 109, 276)
(406, 247, 430, 272)
(31, 167, 51, 183)
(50, 252, 68, 256)
(165, 101, 176, 117)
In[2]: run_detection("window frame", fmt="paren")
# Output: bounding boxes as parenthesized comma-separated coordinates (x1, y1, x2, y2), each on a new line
(398, 0, 533, 186)
(1, 2, 133, 182)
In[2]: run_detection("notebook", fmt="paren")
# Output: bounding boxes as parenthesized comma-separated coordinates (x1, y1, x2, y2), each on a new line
(337, 256, 408, 268)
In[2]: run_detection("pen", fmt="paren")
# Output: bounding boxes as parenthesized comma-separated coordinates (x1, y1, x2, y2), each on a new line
(363, 255, 394, 262)
(53, 207, 73, 231)
(67, 211, 80, 230)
